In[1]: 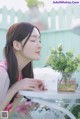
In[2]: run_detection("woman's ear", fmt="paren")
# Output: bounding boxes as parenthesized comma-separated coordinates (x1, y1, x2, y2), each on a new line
(13, 40, 22, 51)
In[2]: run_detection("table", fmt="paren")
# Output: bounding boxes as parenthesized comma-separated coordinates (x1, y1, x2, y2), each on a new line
(19, 91, 80, 119)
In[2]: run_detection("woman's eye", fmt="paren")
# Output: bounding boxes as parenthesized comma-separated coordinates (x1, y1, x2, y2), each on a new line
(30, 39, 41, 43)
(30, 40, 36, 42)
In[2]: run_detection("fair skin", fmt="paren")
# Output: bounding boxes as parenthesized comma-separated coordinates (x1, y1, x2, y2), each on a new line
(0, 28, 44, 110)
(14, 27, 42, 71)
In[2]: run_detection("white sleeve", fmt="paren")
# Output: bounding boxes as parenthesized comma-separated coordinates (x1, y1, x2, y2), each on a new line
(0, 67, 10, 104)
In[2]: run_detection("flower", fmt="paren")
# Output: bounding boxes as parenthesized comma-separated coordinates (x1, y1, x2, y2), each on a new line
(16, 100, 32, 114)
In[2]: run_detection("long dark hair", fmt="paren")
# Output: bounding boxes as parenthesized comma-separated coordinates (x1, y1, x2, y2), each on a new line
(4, 22, 40, 88)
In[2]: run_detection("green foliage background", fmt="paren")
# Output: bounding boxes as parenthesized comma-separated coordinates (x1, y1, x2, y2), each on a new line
(46, 44, 80, 74)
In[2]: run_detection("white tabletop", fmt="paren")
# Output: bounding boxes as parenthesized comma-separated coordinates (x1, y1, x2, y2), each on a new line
(19, 90, 80, 100)
(19, 90, 80, 119)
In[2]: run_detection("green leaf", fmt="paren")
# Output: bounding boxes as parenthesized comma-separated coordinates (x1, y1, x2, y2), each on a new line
(46, 44, 80, 75)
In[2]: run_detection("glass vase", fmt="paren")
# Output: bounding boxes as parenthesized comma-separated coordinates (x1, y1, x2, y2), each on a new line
(57, 72, 76, 92)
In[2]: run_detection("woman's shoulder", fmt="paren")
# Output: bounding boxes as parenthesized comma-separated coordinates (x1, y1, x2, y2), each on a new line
(0, 59, 9, 81)
(0, 59, 7, 70)
(0, 60, 10, 104)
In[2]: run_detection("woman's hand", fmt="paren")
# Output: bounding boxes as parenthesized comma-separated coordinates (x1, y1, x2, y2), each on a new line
(0, 78, 45, 111)
(14, 78, 45, 92)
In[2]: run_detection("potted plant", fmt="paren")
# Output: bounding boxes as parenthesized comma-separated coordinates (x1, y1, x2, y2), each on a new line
(25, 0, 40, 8)
(25, 0, 44, 18)
(46, 44, 80, 92)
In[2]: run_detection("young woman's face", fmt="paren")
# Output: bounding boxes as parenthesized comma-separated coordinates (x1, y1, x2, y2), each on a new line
(21, 28, 42, 61)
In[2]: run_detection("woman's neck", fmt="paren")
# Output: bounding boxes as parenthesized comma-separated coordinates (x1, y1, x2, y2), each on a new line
(15, 52, 31, 71)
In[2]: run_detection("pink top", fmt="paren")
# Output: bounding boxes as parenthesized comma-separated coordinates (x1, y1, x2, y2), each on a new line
(0, 60, 32, 113)
(0, 60, 9, 105)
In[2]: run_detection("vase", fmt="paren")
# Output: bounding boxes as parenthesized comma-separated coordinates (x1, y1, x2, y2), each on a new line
(61, 72, 72, 81)
(57, 72, 77, 92)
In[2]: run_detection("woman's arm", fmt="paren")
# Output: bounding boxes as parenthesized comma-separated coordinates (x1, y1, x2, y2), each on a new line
(0, 85, 18, 111)
(0, 67, 10, 110)
(0, 69, 45, 111)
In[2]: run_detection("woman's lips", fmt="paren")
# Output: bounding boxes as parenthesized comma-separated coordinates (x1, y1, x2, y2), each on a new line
(35, 51, 40, 55)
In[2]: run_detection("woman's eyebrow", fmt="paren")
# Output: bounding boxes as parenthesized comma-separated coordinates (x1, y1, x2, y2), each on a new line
(31, 35, 40, 38)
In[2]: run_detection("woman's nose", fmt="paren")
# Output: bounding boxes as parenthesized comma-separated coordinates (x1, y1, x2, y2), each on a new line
(38, 42, 42, 49)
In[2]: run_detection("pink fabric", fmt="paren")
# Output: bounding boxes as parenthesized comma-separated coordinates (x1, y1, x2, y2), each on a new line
(5, 72, 22, 112)
(0, 60, 32, 113)
(5, 103, 12, 112)
(16, 100, 32, 114)
(0, 60, 22, 112)
(0, 60, 11, 111)
(0, 60, 7, 70)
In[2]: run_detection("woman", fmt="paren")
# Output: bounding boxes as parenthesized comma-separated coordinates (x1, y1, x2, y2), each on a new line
(0, 22, 45, 117)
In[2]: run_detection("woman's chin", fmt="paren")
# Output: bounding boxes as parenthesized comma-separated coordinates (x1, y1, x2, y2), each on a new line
(34, 57, 40, 60)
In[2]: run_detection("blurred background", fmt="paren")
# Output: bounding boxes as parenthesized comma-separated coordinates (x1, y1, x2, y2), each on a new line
(0, 0, 80, 83)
